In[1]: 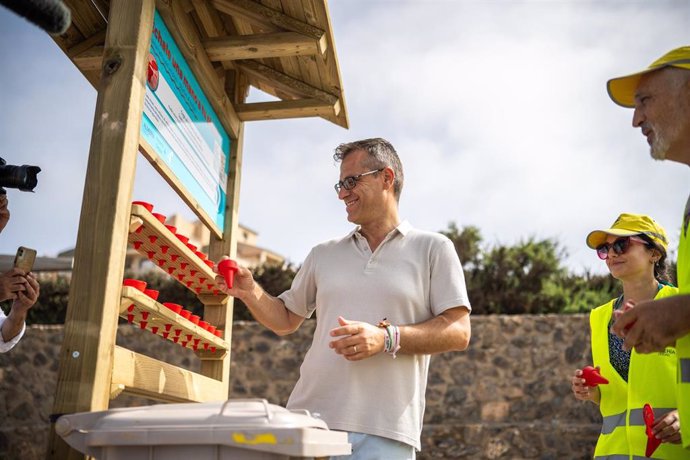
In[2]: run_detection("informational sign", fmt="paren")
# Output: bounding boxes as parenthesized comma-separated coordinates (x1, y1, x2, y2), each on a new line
(141, 11, 231, 232)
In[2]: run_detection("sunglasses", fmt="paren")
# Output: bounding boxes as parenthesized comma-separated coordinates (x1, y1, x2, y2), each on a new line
(596, 236, 649, 260)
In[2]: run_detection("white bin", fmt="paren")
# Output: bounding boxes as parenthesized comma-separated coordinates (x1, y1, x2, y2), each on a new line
(55, 398, 351, 459)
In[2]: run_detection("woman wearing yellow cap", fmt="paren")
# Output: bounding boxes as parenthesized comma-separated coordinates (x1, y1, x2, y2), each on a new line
(570, 213, 684, 458)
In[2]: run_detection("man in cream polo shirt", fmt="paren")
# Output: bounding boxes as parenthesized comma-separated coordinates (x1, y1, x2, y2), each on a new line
(216, 138, 471, 459)
(608, 46, 690, 448)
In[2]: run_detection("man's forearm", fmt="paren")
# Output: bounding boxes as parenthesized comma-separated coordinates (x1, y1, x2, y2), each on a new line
(240, 283, 302, 336)
(398, 307, 471, 354)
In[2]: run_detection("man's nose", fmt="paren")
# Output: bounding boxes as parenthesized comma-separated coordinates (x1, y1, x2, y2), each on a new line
(632, 106, 644, 127)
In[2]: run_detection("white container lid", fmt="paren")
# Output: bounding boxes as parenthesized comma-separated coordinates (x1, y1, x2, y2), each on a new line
(56, 399, 351, 457)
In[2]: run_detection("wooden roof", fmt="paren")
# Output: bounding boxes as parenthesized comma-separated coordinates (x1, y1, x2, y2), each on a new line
(51, 0, 349, 137)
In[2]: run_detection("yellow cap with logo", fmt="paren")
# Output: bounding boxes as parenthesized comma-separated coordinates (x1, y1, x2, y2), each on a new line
(607, 46, 690, 108)
(586, 213, 668, 251)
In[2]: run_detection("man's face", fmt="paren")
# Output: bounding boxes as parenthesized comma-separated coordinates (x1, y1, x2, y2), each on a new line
(337, 149, 384, 225)
(632, 68, 690, 164)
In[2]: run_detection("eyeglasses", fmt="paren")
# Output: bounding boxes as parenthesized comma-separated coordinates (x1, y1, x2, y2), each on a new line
(596, 236, 649, 260)
(334, 168, 384, 193)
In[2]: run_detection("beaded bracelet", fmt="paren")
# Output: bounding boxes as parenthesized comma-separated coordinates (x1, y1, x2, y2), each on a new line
(377, 318, 401, 358)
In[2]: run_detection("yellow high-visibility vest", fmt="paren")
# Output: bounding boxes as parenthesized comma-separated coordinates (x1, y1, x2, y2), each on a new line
(676, 196, 690, 449)
(590, 285, 685, 459)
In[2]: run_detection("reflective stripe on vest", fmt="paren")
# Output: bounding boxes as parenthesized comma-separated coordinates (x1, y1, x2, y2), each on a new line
(594, 456, 661, 460)
(628, 406, 676, 426)
(679, 358, 690, 383)
(600, 410, 626, 434)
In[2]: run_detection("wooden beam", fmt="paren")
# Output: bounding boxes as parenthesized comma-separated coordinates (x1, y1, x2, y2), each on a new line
(112, 346, 227, 402)
(236, 98, 339, 121)
(204, 31, 322, 61)
(235, 59, 338, 104)
(211, 0, 325, 43)
(67, 29, 106, 59)
(48, 1, 156, 459)
(202, 124, 245, 386)
(72, 45, 104, 72)
(191, 0, 227, 37)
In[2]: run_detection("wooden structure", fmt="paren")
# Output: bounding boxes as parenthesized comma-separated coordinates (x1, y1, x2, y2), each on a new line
(46, 1, 347, 458)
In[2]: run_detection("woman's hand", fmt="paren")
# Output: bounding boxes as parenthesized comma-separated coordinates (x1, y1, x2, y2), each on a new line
(652, 409, 682, 444)
(571, 368, 601, 404)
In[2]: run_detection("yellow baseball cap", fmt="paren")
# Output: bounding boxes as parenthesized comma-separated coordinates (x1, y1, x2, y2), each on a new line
(586, 213, 668, 251)
(607, 46, 690, 108)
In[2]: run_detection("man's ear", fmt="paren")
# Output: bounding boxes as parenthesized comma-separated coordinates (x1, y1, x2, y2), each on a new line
(382, 167, 395, 189)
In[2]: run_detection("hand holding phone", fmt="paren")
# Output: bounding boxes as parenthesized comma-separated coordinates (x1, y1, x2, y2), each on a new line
(13, 246, 36, 273)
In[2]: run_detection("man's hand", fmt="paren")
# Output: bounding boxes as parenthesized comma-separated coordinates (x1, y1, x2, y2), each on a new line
(0, 195, 9, 234)
(11, 272, 39, 314)
(213, 257, 255, 302)
(0, 268, 28, 302)
(329, 316, 386, 361)
(611, 295, 690, 353)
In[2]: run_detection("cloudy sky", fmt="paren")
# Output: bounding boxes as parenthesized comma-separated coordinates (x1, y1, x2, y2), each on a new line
(0, 0, 688, 276)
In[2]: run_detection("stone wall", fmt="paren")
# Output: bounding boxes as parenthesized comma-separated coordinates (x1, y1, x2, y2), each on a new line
(0, 315, 601, 459)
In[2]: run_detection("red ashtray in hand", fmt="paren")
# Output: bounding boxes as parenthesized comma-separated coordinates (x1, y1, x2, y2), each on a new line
(152, 213, 166, 223)
(132, 201, 153, 212)
(581, 366, 609, 387)
(218, 259, 239, 289)
(163, 302, 183, 314)
(144, 289, 159, 301)
(123, 279, 147, 291)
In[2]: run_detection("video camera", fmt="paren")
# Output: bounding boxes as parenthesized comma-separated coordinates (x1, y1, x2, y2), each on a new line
(0, 158, 41, 194)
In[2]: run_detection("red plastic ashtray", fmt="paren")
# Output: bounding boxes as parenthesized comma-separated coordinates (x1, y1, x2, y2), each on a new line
(152, 213, 166, 223)
(163, 302, 183, 314)
(199, 320, 209, 330)
(204, 260, 215, 269)
(179, 309, 192, 320)
(175, 234, 189, 244)
(144, 289, 159, 301)
(123, 279, 147, 291)
(165, 225, 177, 234)
(186, 243, 198, 252)
(207, 325, 216, 335)
(218, 259, 238, 289)
(190, 315, 200, 325)
(214, 329, 223, 338)
(132, 201, 153, 212)
(195, 251, 208, 260)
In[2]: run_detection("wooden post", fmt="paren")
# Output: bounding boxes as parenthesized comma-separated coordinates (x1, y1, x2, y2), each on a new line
(47, 1, 155, 458)
(200, 123, 244, 387)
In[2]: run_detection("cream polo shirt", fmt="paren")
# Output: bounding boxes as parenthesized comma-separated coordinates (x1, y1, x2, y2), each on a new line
(279, 221, 471, 450)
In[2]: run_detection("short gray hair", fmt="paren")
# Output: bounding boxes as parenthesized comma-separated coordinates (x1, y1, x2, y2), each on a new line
(333, 138, 404, 201)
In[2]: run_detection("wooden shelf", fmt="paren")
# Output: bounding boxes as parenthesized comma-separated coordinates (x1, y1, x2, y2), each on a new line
(120, 286, 228, 353)
(128, 203, 228, 300)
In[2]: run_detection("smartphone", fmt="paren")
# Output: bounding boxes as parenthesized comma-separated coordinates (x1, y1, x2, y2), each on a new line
(13, 246, 36, 273)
